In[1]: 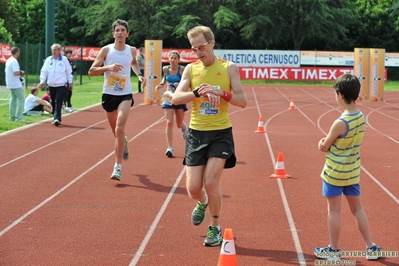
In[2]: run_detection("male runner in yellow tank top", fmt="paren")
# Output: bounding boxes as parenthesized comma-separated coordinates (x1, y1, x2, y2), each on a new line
(172, 26, 247, 246)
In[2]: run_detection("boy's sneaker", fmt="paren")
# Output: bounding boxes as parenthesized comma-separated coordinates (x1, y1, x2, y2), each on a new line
(314, 245, 341, 260)
(123, 136, 130, 161)
(191, 201, 208, 226)
(366, 243, 382, 260)
(181, 122, 188, 140)
(110, 166, 121, 181)
(203, 226, 222, 247)
(165, 147, 174, 158)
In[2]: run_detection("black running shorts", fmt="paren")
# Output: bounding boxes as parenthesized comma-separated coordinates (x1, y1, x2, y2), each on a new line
(183, 127, 236, 169)
(102, 93, 134, 112)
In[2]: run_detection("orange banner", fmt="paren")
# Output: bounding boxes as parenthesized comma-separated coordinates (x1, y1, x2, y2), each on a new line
(144, 40, 162, 105)
(354, 48, 370, 100)
(368, 49, 385, 101)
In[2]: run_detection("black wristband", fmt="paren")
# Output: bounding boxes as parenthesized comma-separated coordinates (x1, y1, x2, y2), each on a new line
(193, 88, 200, 98)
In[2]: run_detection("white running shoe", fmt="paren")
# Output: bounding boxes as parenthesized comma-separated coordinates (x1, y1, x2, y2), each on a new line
(165, 147, 174, 158)
(110, 166, 122, 181)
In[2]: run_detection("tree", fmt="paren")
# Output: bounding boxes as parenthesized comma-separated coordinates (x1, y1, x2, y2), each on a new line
(240, 0, 359, 50)
(16, 0, 45, 44)
(0, 0, 21, 42)
(352, 0, 399, 52)
(0, 18, 12, 43)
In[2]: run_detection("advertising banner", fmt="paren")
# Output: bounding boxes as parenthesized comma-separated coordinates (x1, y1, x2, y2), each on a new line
(301, 51, 354, 66)
(354, 48, 370, 100)
(144, 40, 162, 105)
(239, 67, 353, 81)
(239, 66, 387, 81)
(0, 44, 12, 62)
(215, 50, 300, 67)
(368, 49, 385, 101)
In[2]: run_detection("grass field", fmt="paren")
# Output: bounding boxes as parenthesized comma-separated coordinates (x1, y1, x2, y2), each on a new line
(0, 76, 397, 133)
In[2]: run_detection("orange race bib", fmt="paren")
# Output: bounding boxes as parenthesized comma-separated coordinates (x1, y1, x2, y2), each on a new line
(108, 72, 127, 91)
(195, 97, 220, 115)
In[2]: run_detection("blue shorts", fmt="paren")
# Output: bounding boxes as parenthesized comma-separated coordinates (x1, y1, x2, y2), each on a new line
(322, 180, 360, 197)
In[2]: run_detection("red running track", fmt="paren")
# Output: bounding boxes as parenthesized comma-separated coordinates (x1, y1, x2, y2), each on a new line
(0, 85, 398, 266)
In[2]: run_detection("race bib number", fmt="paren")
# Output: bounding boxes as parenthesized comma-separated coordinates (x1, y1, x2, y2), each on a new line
(195, 97, 220, 115)
(108, 72, 127, 91)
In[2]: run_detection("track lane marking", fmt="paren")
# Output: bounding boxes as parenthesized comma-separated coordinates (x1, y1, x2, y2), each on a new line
(0, 116, 165, 237)
(253, 86, 307, 266)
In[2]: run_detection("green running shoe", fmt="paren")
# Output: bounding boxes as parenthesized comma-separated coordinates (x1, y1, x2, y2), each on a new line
(203, 226, 222, 247)
(191, 201, 208, 226)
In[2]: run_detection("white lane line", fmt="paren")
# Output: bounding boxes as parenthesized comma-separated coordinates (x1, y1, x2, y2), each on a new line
(252, 87, 307, 266)
(129, 167, 186, 266)
(0, 103, 102, 137)
(0, 119, 107, 169)
(0, 104, 147, 169)
(361, 166, 399, 205)
(0, 117, 165, 237)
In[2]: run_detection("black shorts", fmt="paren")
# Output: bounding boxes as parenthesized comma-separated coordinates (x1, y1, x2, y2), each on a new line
(29, 105, 44, 112)
(183, 127, 236, 169)
(102, 94, 134, 112)
(162, 103, 188, 111)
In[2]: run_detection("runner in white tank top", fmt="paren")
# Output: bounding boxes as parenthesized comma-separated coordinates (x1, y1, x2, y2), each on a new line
(103, 44, 133, 95)
(88, 19, 146, 181)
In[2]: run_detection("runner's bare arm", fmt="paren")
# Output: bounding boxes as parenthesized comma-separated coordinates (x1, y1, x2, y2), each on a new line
(172, 64, 193, 105)
(88, 46, 117, 77)
(225, 62, 247, 108)
(130, 47, 146, 86)
(189, 62, 247, 108)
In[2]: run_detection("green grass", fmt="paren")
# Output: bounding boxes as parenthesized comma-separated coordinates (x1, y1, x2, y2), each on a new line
(0, 76, 398, 133)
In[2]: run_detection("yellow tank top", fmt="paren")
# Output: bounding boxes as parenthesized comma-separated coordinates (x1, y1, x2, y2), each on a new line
(189, 58, 231, 130)
(321, 111, 365, 186)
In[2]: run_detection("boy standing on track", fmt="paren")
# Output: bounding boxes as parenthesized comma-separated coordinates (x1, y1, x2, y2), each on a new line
(172, 26, 247, 246)
(314, 74, 382, 261)
(88, 19, 145, 181)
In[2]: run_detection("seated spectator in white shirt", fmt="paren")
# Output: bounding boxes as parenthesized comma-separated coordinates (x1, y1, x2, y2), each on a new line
(24, 87, 53, 114)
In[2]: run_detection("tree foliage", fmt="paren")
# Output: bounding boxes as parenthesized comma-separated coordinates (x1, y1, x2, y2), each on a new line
(0, 18, 12, 43)
(0, 0, 398, 52)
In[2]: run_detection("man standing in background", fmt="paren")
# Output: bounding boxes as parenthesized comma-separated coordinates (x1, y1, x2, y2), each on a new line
(39, 43, 73, 127)
(64, 49, 78, 112)
(5, 47, 25, 122)
(137, 47, 145, 93)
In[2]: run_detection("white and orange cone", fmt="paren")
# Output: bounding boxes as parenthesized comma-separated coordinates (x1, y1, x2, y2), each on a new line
(218, 228, 238, 266)
(255, 117, 266, 133)
(288, 99, 296, 110)
(270, 152, 291, 179)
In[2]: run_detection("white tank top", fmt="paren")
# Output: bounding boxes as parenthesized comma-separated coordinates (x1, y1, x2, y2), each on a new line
(103, 44, 133, 95)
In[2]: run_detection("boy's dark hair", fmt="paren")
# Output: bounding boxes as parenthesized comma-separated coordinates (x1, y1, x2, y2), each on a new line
(112, 19, 129, 33)
(333, 74, 360, 104)
(64, 49, 72, 55)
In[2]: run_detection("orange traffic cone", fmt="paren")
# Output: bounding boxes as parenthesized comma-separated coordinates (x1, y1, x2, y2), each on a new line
(218, 228, 237, 266)
(270, 152, 290, 178)
(255, 117, 266, 133)
(288, 99, 296, 110)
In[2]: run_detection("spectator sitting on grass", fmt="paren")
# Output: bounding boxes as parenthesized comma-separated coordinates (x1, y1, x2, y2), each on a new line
(24, 87, 52, 115)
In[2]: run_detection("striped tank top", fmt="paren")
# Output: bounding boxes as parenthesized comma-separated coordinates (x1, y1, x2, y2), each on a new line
(321, 110, 365, 186)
